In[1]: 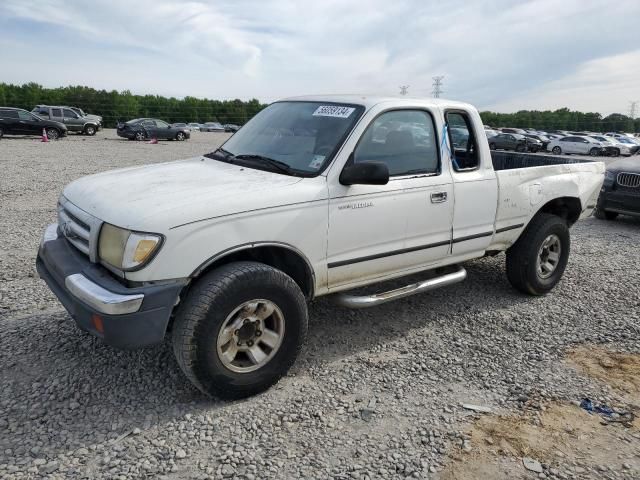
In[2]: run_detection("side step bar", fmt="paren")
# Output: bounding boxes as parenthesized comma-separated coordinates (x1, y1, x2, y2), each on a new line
(332, 266, 467, 309)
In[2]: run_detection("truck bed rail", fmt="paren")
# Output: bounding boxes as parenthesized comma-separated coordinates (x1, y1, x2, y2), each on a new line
(491, 151, 596, 171)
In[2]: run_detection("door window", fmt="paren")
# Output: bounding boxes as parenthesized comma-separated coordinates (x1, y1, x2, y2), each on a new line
(18, 111, 36, 121)
(0, 109, 20, 119)
(51, 108, 62, 117)
(445, 111, 479, 171)
(155, 120, 169, 128)
(353, 110, 438, 176)
(63, 109, 78, 118)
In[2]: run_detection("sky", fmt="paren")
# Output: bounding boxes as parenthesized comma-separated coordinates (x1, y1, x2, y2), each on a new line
(0, 0, 639, 115)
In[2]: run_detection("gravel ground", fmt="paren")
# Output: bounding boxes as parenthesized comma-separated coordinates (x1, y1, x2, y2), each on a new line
(0, 130, 639, 479)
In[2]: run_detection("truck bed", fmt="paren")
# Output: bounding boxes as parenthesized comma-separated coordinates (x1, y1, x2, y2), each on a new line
(490, 151, 596, 171)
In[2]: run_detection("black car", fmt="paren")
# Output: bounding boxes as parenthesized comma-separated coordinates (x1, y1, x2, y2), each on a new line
(0, 107, 68, 140)
(595, 157, 640, 220)
(524, 133, 550, 150)
(488, 133, 535, 152)
(117, 118, 190, 141)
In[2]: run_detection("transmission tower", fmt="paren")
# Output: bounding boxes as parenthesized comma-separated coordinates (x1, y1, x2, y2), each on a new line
(432, 76, 445, 98)
(399, 85, 409, 96)
(629, 101, 638, 119)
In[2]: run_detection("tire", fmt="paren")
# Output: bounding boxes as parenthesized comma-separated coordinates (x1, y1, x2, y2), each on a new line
(515, 144, 525, 152)
(46, 128, 59, 140)
(172, 261, 308, 399)
(84, 125, 96, 136)
(134, 131, 146, 141)
(489, 142, 496, 150)
(0, 127, 3, 139)
(589, 148, 599, 157)
(551, 146, 562, 155)
(594, 206, 618, 220)
(612, 148, 620, 157)
(506, 213, 570, 296)
(176, 132, 186, 141)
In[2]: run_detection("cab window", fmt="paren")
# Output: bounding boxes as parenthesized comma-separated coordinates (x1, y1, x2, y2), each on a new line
(445, 111, 479, 171)
(353, 109, 438, 176)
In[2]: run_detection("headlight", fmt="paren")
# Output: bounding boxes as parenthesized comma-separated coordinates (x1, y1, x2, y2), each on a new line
(98, 223, 163, 271)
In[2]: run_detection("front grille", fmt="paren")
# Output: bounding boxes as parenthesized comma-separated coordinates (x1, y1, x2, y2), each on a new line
(617, 172, 640, 188)
(57, 196, 102, 262)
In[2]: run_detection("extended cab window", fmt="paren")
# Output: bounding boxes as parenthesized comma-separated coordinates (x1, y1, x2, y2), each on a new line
(445, 111, 479, 171)
(353, 110, 438, 176)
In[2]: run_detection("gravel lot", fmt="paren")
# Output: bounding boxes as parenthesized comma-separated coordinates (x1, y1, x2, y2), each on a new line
(1, 130, 639, 479)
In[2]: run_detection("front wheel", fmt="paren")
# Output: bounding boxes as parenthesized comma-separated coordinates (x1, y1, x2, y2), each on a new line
(84, 125, 96, 136)
(506, 213, 570, 296)
(551, 146, 562, 155)
(589, 148, 599, 156)
(172, 261, 308, 399)
(46, 128, 60, 140)
(176, 132, 186, 141)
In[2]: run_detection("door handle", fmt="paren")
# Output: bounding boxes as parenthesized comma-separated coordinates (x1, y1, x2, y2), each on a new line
(431, 192, 448, 203)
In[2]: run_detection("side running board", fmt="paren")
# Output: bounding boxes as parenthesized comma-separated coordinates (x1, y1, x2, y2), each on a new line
(332, 266, 467, 309)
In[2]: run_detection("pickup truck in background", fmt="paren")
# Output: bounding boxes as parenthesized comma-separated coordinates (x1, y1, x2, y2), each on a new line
(32, 105, 100, 136)
(36, 95, 604, 399)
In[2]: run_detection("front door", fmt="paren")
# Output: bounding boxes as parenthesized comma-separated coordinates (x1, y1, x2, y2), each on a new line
(63, 108, 82, 131)
(17, 110, 42, 135)
(154, 120, 171, 139)
(327, 108, 453, 289)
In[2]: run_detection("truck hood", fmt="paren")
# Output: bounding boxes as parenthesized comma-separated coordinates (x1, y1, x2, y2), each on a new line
(63, 157, 318, 231)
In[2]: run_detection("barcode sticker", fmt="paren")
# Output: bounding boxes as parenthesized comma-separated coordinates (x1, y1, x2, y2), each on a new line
(312, 105, 355, 118)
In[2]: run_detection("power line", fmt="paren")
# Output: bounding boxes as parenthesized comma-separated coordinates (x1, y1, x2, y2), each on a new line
(432, 76, 444, 98)
(399, 85, 409, 96)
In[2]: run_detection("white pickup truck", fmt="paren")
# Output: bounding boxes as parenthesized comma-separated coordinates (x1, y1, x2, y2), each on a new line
(37, 95, 604, 398)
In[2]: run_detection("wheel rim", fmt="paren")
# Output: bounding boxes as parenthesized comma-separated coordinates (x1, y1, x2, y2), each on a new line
(553, 147, 561, 154)
(47, 129, 58, 139)
(536, 234, 561, 279)
(136, 132, 144, 140)
(177, 133, 184, 140)
(87, 127, 95, 135)
(217, 299, 285, 373)
(590, 148, 598, 156)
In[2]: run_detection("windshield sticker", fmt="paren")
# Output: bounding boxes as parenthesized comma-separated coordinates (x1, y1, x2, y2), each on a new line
(309, 155, 325, 169)
(312, 105, 355, 118)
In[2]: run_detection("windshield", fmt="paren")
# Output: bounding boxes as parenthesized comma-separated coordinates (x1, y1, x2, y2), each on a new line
(213, 101, 364, 175)
(618, 137, 633, 144)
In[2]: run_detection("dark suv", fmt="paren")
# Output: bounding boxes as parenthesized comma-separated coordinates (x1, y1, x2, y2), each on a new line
(0, 107, 67, 139)
(32, 105, 99, 135)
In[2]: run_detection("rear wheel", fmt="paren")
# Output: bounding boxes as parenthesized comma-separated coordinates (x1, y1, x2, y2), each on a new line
(46, 128, 59, 140)
(551, 146, 562, 155)
(506, 213, 570, 296)
(172, 261, 308, 399)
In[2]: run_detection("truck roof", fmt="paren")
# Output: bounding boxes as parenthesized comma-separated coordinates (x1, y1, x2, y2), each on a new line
(280, 94, 473, 111)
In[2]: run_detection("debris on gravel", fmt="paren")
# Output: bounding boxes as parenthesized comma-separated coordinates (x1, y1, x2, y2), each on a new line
(1, 131, 639, 479)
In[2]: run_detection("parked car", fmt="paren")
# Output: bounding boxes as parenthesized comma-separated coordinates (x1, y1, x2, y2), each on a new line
(224, 124, 240, 132)
(36, 94, 604, 399)
(116, 118, 190, 141)
(201, 122, 225, 132)
(69, 107, 103, 129)
(589, 135, 636, 157)
(595, 157, 640, 220)
(524, 133, 550, 150)
(32, 105, 100, 135)
(484, 129, 500, 138)
(548, 136, 602, 156)
(0, 107, 67, 139)
(188, 123, 201, 131)
(501, 127, 527, 134)
(488, 133, 530, 152)
(171, 122, 188, 129)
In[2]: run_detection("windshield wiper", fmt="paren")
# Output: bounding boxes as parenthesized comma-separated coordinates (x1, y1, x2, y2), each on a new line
(204, 147, 235, 162)
(233, 154, 295, 175)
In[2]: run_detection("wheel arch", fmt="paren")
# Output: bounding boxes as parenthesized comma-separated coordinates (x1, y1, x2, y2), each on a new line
(190, 242, 316, 300)
(535, 196, 582, 226)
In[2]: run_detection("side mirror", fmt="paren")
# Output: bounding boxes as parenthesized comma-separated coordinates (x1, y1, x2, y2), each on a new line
(340, 160, 389, 186)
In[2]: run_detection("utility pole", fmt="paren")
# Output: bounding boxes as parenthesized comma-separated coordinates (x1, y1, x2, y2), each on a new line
(629, 101, 638, 119)
(432, 76, 444, 98)
(399, 85, 409, 96)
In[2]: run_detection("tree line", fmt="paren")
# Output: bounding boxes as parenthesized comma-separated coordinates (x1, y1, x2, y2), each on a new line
(0, 83, 267, 128)
(1, 82, 638, 133)
(480, 108, 639, 133)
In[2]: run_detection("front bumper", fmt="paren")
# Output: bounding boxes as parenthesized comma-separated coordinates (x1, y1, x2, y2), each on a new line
(598, 188, 640, 217)
(36, 223, 187, 349)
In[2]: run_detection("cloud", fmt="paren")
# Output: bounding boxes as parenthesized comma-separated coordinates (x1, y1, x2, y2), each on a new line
(0, 0, 638, 114)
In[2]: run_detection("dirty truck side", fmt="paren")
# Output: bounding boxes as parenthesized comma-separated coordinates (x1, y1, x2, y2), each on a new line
(36, 95, 605, 398)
